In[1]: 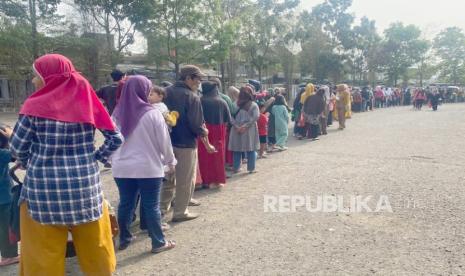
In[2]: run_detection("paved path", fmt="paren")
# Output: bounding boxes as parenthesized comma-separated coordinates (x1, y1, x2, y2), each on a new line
(2, 104, 465, 275)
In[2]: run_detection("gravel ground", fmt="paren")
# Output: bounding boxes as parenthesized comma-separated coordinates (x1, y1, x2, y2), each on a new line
(2, 104, 465, 275)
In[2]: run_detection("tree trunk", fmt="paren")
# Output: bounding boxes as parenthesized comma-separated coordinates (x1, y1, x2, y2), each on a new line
(29, 0, 39, 59)
(220, 63, 225, 93)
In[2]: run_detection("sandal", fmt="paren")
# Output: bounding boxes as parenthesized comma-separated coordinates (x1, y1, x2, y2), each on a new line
(0, 256, 19, 266)
(151, 240, 176, 254)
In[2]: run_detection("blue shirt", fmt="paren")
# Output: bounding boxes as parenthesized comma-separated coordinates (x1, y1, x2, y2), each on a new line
(10, 115, 123, 225)
(0, 149, 12, 205)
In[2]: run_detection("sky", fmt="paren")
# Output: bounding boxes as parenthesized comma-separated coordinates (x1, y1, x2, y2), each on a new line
(299, 0, 465, 38)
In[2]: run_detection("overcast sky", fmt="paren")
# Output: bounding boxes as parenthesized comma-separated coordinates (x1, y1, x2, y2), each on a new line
(299, 0, 465, 37)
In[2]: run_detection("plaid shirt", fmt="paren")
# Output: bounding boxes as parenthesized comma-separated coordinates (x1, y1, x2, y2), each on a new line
(10, 115, 123, 225)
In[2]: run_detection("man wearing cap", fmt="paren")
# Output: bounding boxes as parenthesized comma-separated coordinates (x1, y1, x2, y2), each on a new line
(161, 65, 208, 222)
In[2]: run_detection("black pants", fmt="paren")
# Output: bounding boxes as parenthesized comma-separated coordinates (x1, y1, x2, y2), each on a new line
(327, 111, 333, 125)
(310, 124, 320, 139)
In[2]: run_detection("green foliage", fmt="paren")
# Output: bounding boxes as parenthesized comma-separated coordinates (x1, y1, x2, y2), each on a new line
(143, 0, 208, 76)
(0, 21, 34, 79)
(378, 22, 428, 86)
(433, 27, 465, 85)
(241, 0, 299, 81)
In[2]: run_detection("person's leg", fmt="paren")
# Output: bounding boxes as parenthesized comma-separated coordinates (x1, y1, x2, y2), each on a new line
(320, 114, 327, 135)
(233, 151, 242, 171)
(311, 124, 319, 138)
(19, 203, 68, 276)
(304, 123, 311, 138)
(259, 143, 265, 157)
(0, 203, 18, 259)
(160, 171, 176, 221)
(337, 107, 345, 129)
(114, 178, 139, 247)
(71, 201, 116, 276)
(138, 178, 166, 249)
(247, 151, 257, 172)
(173, 147, 197, 219)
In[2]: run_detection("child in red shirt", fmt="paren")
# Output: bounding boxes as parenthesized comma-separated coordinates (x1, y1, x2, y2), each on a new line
(257, 102, 269, 158)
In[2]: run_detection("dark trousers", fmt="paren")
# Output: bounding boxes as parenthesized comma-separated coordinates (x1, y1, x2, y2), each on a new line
(0, 203, 18, 258)
(115, 178, 165, 249)
(327, 110, 333, 125)
(310, 124, 320, 139)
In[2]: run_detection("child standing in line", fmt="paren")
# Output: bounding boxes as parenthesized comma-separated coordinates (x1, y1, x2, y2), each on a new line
(0, 126, 19, 266)
(257, 102, 269, 159)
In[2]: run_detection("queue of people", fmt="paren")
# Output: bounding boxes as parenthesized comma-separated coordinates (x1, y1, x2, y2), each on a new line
(0, 53, 448, 275)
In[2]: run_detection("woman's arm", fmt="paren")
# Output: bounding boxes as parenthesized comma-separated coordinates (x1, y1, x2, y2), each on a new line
(243, 103, 260, 128)
(10, 116, 35, 167)
(94, 129, 123, 164)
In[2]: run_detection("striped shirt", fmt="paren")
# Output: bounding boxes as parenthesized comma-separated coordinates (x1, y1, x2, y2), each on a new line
(10, 115, 123, 225)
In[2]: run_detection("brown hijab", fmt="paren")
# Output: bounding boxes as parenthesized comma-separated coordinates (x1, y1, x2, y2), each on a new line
(237, 86, 255, 111)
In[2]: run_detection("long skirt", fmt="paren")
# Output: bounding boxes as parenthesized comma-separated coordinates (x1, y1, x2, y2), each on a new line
(198, 123, 227, 184)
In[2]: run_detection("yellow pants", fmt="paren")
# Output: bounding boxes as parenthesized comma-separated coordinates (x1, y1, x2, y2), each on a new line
(19, 202, 116, 276)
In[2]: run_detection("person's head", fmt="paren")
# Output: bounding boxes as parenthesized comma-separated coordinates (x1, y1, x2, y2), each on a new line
(228, 86, 240, 102)
(305, 83, 315, 94)
(32, 54, 79, 91)
(237, 86, 255, 109)
(209, 77, 222, 93)
(160, 81, 173, 88)
(248, 79, 261, 92)
(148, 85, 166, 104)
(32, 68, 45, 90)
(180, 65, 205, 92)
(274, 94, 286, 106)
(316, 87, 326, 96)
(201, 81, 218, 97)
(337, 84, 348, 93)
(110, 69, 125, 82)
(122, 75, 152, 102)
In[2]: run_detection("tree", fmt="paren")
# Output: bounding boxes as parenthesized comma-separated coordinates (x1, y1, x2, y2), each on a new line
(241, 0, 299, 81)
(379, 22, 427, 86)
(352, 16, 380, 85)
(433, 27, 465, 85)
(144, 0, 207, 78)
(0, 0, 61, 59)
(311, 0, 355, 50)
(0, 20, 34, 78)
(299, 0, 355, 83)
(415, 40, 434, 87)
(199, 0, 241, 88)
(74, 0, 152, 66)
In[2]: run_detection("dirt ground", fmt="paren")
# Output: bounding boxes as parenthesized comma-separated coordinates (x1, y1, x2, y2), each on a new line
(2, 104, 465, 275)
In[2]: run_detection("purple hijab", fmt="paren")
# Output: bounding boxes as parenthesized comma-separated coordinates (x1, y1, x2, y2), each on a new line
(112, 75, 153, 138)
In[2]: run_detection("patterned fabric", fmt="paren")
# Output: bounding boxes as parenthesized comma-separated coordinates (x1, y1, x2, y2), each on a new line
(10, 115, 123, 225)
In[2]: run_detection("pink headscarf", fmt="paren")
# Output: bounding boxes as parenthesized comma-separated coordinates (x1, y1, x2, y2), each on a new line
(20, 54, 115, 130)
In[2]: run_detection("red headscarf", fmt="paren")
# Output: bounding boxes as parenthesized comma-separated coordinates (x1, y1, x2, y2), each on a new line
(20, 54, 115, 130)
